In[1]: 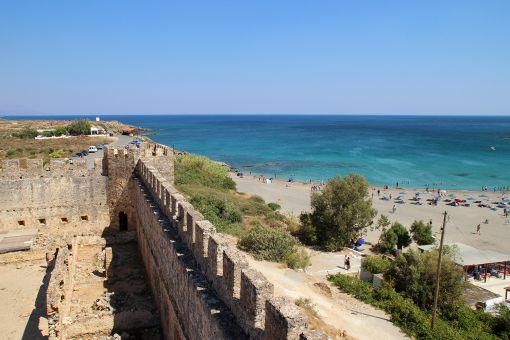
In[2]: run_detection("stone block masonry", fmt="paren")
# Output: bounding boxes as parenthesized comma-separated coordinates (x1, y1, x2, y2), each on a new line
(0, 158, 108, 233)
(2, 141, 326, 339)
(136, 157, 323, 339)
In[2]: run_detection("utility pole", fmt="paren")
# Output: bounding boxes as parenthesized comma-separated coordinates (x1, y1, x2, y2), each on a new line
(431, 211, 448, 329)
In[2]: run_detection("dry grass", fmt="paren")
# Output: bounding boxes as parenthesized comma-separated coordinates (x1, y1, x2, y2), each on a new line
(0, 118, 136, 135)
(0, 136, 112, 163)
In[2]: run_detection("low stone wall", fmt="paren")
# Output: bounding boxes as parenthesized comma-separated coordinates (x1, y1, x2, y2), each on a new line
(136, 160, 326, 340)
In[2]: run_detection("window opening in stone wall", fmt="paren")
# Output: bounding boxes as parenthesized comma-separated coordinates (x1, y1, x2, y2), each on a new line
(119, 211, 128, 231)
(38, 218, 46, 225)
(18, 220, 25, 226)
(61, 217, 68, 223)
(80, 215, 88, 221)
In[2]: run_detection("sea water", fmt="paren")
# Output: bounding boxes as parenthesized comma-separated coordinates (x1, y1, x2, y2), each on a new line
(7, 115, 510, 190)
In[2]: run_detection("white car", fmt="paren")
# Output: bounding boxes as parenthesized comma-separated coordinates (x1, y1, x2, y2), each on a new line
(88, 146, 98, 153)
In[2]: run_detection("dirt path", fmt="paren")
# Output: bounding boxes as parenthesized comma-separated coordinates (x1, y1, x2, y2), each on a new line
(246, 253, 408, 340)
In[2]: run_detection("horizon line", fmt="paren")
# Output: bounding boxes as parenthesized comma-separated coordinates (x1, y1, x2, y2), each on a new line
(3, 113, 510, 117)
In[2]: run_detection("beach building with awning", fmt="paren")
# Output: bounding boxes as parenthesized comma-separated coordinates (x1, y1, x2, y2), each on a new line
(418, 242, 510, 283)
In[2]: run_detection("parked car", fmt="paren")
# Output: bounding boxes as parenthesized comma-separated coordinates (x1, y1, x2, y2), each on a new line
(97, 143, 104, 150)
(88, 146, 98, 153)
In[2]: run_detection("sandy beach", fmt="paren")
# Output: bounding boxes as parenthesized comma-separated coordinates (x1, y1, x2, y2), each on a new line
(231, 174, 510, 255)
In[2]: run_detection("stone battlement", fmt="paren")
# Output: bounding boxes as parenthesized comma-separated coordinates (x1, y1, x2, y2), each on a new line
(0, 158, 102, 179)
(136, 160, 325, 340)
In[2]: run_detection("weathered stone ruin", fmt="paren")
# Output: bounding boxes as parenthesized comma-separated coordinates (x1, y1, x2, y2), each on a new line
(0, 143, 326, 339)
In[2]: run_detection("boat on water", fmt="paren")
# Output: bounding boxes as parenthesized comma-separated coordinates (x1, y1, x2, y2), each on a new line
(489, 146, 496, 151)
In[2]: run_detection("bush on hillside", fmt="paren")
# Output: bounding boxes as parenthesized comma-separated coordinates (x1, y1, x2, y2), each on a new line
(285, 248, 311, 269)
(189, 190, 244, 236)
(67, 120, 91, 136)
(410, 220, 435, 245)
(267, 202, 281, 211)
(238, 225, 298, 262)
(384, 249, 463, 313)
(361, 256, 391, 274)
(328, 274, 498, 340)
(377, 222, 411, 253)
(378, 227, 398, 253)
(175, 154, 236, 190)
(296, 212, 318, 245)
(12, 128, 38, 139)
(49, 149, 65, 158)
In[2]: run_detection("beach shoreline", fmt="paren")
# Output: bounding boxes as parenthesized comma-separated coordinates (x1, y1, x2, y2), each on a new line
(230, 172, 510, 256)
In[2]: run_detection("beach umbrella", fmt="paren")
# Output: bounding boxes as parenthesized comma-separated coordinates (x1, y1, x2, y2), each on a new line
(448, 193, 456, 198)
(480, 194, 488, 198)
(467, 197, 475, 201)
(415, 192, 422, 195)
(399, 192, 406, 195)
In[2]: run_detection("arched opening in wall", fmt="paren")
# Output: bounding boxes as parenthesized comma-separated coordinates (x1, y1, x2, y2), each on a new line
(119, 212, 128, 231)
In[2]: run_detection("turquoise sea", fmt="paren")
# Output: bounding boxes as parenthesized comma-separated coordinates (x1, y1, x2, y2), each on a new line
(6, 115, 510, 190)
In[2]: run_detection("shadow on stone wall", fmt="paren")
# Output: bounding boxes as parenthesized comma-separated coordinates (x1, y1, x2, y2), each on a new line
(22, 256, 55, 340)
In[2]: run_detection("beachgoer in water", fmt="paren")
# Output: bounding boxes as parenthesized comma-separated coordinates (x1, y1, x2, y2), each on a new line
(396, 182, 399, 188)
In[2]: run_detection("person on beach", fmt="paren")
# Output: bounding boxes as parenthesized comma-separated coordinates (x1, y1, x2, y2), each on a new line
(377, 189, 380, 196)
(392, 205, 396, 213)
(476, 223, 481, 235)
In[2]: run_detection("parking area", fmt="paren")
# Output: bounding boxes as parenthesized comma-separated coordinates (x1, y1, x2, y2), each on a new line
(72, 135, 137, 169)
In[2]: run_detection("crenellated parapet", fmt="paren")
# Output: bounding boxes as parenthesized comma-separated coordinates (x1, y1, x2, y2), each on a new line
(136, 159, 325, 340)
(0, 157, 102, 179)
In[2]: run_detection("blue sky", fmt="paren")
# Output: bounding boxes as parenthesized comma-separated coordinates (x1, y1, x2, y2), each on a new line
(1, 1, 509, 115)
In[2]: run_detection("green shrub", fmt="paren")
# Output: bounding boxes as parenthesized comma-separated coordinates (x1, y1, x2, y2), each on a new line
(49, 149, 65, 158)
(410, 220, 435, 245)
(189, 190, 244, 236)
(238, 225, 297, 262)
(361, 256, 391, 274)
(285, 248, 311, 269)
(12, 128, 38, 139)
(296, 212, 317, 245)
(267, 202, 281, 211)
(328, 274, 498, 340)
(175, 154, 236, 190)
(378, 227, 398, 253)
(378, 222, 412, 253)
(67, 119, 91, 136)
(6, 149, 19, 157)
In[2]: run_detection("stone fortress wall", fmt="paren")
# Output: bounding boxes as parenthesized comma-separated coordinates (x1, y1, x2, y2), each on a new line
(2, 141, 325, 339)
(132, 145, 325, 340)
(0, 157, 108, 233)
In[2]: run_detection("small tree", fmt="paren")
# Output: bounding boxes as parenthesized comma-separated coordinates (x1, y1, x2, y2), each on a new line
(392, 222, 412, 249)
(378, 227, 398, 253)
(377, 222, 411, 253)
(385, 248, 463, 313)
(308, 174, 377, 251)
(373, 214, 391, 231)
(410, 220, 435, 245)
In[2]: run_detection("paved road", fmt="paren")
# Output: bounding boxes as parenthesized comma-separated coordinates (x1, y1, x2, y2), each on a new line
(79, 134, 135, 169)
